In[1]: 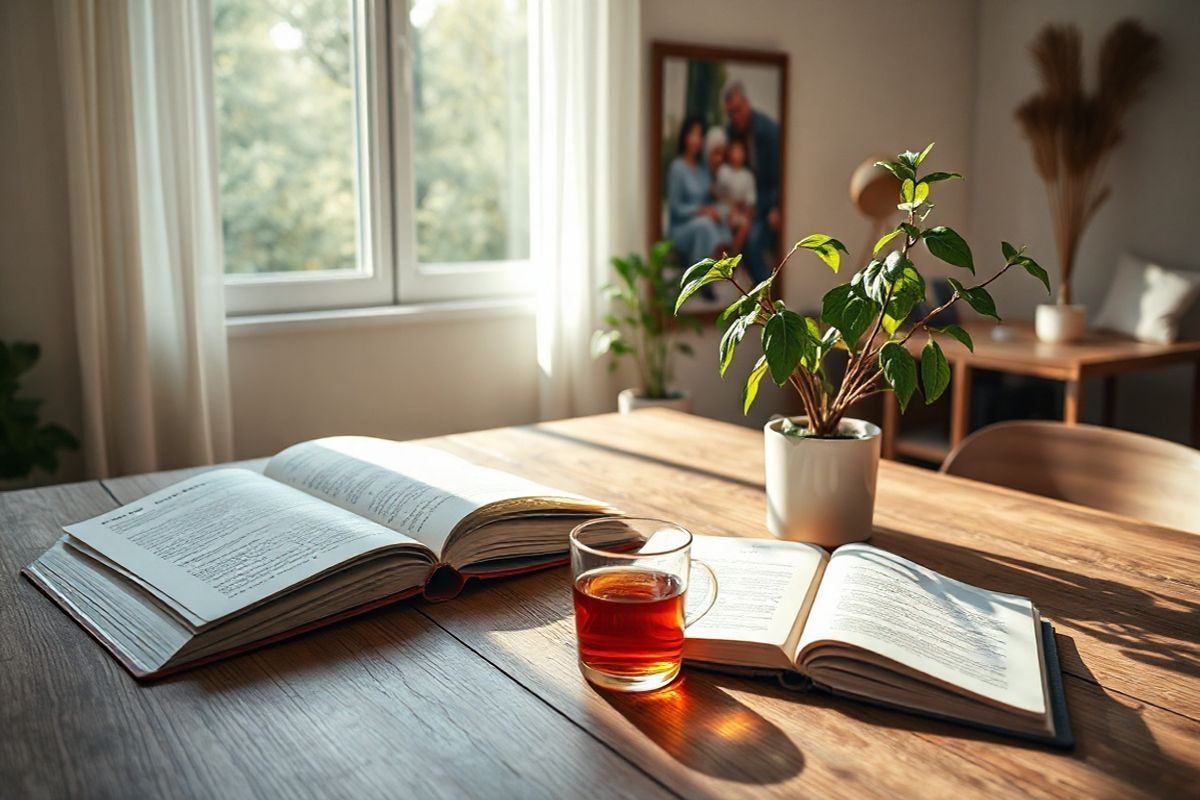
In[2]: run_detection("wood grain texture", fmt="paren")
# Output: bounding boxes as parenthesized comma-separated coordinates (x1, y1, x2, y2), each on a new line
(419, 411, 1200, 798)
(1, 481, 671, 799)
(6, 409, 1199, 799)
(941, 421, 1200, 534)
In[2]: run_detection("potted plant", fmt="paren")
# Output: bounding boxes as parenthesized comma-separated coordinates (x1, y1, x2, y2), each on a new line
(1015, 19, 1161, 343)
(593, 240, 697, 414)
(1, 341, 79, 488)
(675, 145, 1049, 546)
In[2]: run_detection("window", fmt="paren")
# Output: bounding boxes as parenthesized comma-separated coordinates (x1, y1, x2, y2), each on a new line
(213, 0, 530, 315)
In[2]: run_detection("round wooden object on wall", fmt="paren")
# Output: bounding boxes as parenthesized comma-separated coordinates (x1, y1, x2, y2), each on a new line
(850, 156, 900, 221)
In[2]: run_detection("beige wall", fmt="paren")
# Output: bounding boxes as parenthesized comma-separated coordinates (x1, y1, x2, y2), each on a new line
(968, 0, 1200, 440)
(2, 0, 1196, 484)
(228, 312, 539, 459)
(0, 0, 83, 482)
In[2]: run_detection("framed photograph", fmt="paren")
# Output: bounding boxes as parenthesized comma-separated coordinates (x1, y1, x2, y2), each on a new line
(651, 42, 789, 318)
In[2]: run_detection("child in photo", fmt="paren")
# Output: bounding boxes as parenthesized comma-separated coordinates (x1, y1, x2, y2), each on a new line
(714, 135, 756, 254)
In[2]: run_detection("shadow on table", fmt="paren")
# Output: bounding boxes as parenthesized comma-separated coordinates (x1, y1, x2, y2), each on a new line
(597, 674, 804, 784)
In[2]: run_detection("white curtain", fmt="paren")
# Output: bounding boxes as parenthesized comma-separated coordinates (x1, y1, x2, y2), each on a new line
(528, 0, 643, 420)
(56, 0, 233, 478)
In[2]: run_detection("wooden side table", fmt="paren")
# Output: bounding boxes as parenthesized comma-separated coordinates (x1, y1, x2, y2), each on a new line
(882, 322, 1200, 461)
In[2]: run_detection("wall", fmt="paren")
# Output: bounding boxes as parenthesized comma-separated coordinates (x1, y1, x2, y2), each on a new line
(0, 0, 84, 482)
(642, 0, 981, 429)
(227, 312, 539, 459)
(969, 0, 1200, 441)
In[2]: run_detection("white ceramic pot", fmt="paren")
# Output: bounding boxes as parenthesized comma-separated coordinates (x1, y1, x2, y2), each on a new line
(617, 389, 692, 415)
(1035, 304, 1087, 344)
(763, 416, 881, 548)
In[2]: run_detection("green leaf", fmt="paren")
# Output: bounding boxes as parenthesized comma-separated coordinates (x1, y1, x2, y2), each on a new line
(883, 265, 926, 332)
(680, 257, 717, 285)
(915, 142, 935, 166)
(860, 259, 888, 304)
(920, 171, 962, 184)
(937, 323, 974, 352)
(900, 222, 922, 239)
(947, 277, 1000, 321)
(897, 179, 929, 211)
(898, 149, 922, 169)
(875, 160, 914, 182)
(879, 342, 917, 411)
(883, 250, 913, 281)
(873, 227, 904, 255)
(820, 283, 878, 349)
(719, 309, 757, 377)
(762, 309, 810, 386)
(920, 338, 950, 404)
(1018, 254, 1051, 295)
(924, 226, 975, 273)
(1001, 243, 1049, 294)
(676, 255, 739, 313)
(796, 234, 848, 273)
(743, 356, 769, 415)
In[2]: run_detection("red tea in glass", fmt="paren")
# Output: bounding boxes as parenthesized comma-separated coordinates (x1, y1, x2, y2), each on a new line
(569, 518, 716, 693)
(573, 567, 686, 685)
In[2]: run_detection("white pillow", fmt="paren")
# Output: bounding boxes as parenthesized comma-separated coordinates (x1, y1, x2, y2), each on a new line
(1093, 254, 1200, 344)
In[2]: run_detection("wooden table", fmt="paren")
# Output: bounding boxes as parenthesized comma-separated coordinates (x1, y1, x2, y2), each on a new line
(882, 321, 1200, 462)
(3, 410, 1198, 798)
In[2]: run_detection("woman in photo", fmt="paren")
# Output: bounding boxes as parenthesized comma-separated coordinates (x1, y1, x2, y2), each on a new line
(665, 115, 730, 267)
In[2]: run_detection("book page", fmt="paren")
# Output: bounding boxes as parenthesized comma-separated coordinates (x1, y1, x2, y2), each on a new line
(684, 536, 827, 660)
(64, 468, 428, 626)
(797, 543, 1045, 715)
(264, 437, 595, 555)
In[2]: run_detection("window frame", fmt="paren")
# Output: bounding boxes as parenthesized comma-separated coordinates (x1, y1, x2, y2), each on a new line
(222, 0, 531, 317)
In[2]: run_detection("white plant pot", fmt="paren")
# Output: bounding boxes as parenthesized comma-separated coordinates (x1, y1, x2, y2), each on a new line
(763, 416, 881, 548)
(1035, 304, 1087, 344)
(617, 388, 693, 415)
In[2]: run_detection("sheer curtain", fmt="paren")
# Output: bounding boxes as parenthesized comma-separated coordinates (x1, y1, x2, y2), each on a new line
(55, 0, 233, 478)
(528, 0, 643, 420)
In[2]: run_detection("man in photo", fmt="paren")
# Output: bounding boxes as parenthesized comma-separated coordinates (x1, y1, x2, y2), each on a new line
(723, 80, 780, 282)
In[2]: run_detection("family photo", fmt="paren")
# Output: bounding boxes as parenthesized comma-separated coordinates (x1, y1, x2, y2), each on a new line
(652, 44, 788, 314)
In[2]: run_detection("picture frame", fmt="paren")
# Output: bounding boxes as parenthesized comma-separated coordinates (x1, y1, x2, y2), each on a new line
(650, 41, 789, 320)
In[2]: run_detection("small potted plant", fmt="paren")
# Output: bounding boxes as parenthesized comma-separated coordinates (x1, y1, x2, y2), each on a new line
(593, 240, 697, 414)
(1014, 19, 1161, 343)
(675, 145, 1049, 546)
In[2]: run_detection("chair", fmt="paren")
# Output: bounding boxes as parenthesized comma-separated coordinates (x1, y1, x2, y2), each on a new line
(940, 421, 1200, 534)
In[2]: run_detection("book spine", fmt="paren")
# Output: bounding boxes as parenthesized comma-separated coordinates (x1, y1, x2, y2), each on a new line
(422, 563, 467, 601)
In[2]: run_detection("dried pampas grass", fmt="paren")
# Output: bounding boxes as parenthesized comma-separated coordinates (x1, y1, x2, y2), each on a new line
(1014, 18, 1161, 304)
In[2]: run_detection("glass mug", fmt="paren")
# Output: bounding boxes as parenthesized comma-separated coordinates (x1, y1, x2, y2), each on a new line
(570, 518, 717, 692)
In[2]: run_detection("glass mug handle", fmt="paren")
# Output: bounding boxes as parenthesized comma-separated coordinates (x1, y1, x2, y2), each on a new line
(684, 559, 718, 628)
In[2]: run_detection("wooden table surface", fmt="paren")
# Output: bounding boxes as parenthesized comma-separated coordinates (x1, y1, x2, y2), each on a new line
(3, 410, 1198, 799)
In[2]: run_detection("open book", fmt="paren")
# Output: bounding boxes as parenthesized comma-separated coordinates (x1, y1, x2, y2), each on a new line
(683, 536, 1072, 748)
(23, 436, 616, 680)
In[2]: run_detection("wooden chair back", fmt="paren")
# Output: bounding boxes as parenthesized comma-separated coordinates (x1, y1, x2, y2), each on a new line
(940, 421, 1200, 534)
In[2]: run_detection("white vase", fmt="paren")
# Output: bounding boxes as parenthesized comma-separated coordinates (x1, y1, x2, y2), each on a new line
(1035, 304, 1087, 344)
(617, 388, 693, 415)
(763, 416, 881, 548)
